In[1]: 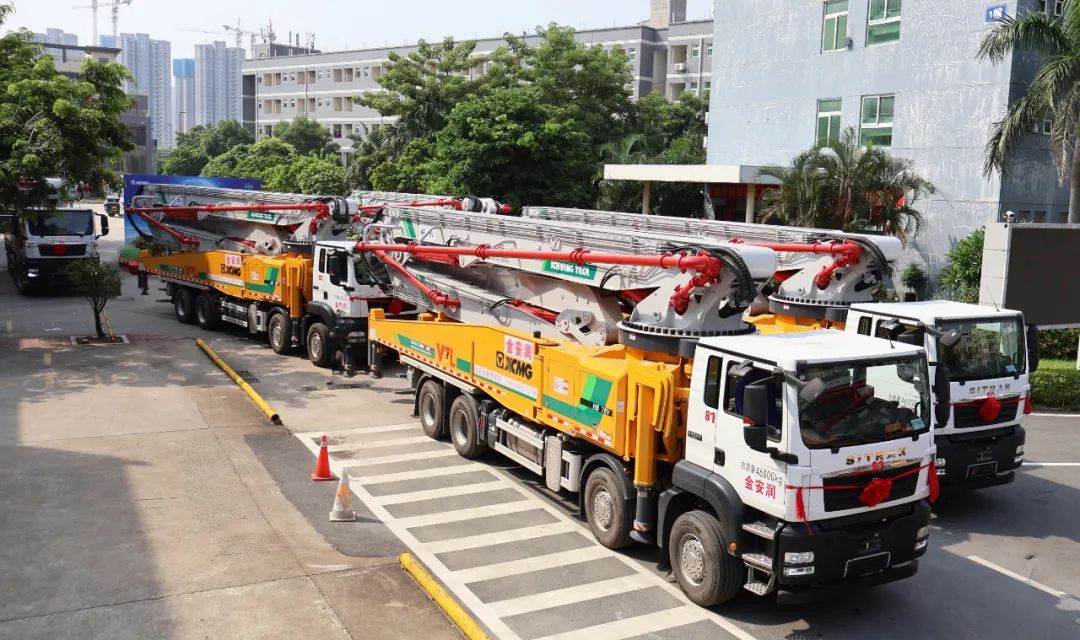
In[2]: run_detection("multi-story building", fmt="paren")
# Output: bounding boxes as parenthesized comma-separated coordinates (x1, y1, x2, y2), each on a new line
(194, 41, 245, 128)
(706, 0, 1069, 272)
(173, 59, 195, 141)
(31, 27, 78, 60)
(118, 33, 172, 147)
(241, 0, 714, 152)
(31, 42, 155, 174)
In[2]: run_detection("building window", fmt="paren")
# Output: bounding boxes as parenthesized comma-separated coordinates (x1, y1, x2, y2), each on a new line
(363, 66, 370, 77)
(1055, 0, 1064, 16)
(691, 44, 701, 58)
(704, 81, 711, 91)
(689, 80, 698, 92)
(628, 47, 637, 62)
(1043, 117, 1053, 135)
(706, 43, 713, 57)
(817, 98, 843, 144)
(1038, 0, 1047, 11)
(860, 94, 894, 147)
(1034, 210, 1047, 223)
(332, 124, 343, 139)
(822, 0, 849, 52)
(867, 0, 902, 45)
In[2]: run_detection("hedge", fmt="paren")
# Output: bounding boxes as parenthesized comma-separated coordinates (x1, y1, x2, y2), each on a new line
(1039, 328, 1079, 361)
(1030, 360, 1080, 410)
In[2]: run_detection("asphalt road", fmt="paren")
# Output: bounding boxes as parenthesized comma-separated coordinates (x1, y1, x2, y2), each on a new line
(3, 223, 1079, 639)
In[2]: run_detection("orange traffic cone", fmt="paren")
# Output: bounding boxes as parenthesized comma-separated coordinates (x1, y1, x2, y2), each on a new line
(311, 434, 336, 481)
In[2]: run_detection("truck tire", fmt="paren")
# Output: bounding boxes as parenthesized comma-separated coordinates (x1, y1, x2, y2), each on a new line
(417, 380, 446, 439)
(669, 510, 744, 607)
(268, 313, 294, 355)
(174, 288, 196, 324)
(584, 467, 633, 549)
(306, 322, 334, 367)
(448, 393, 487, 459)
(195, 293, 220, 330)
(13, 268, 32, 296)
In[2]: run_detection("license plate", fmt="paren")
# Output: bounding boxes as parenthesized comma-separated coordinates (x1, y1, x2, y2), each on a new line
(967, 461, 998, 479)
(845, 551, 891, 578)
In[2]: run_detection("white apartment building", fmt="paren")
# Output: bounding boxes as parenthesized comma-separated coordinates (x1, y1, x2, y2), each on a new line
(119, 33, 172, 147)
(194, 41, 245, 128)
(173, 58, 195, 140)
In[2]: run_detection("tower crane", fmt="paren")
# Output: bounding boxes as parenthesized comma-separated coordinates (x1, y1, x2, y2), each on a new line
(72, 0, 133, 46)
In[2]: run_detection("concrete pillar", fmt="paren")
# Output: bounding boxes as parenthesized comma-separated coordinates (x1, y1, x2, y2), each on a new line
(642, 181, 652, 215)
(745, 183, 757, 223)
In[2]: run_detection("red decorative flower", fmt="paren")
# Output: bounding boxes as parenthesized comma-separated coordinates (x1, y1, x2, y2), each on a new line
(859, 477, 893, 507)
(978, 392, 1001, 422)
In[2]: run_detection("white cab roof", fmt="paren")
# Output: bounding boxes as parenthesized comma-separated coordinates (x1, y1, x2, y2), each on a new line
(848, 300, 1022, 324)
(701, 330, 925, 370)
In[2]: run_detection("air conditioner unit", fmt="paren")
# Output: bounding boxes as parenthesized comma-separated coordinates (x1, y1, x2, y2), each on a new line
(674, 62, 687, 72)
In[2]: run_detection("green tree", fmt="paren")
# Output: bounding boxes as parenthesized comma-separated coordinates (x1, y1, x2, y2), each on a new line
(978, 7, 1080, 223)
(635, 90, 710, 155)
(758, 128, 933, 243)
(159, 145, 209, 176)
(345, 124, 394, 191)
(425, 86, 594, 208)
(200, 138, 296, 181)
(266, 154, 346, 195)
(273, 117, 339, 156)
(938, 228, 985, 303)
(487, 25, 633, 150)
(651, 134, 707, 217)
(66, 260, 122, 338)
(201, 120, 254, 158)
(0, 4, 133, 208)
(595, 133, 649, 213)
(359, 37, 486, 153)
(370, 137, 437, 193)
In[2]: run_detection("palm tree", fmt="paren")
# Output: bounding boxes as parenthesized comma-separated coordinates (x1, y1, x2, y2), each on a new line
(595, 133, 650, 213)
(978, 5, 1080, 223)
(758, 128, 933, 243)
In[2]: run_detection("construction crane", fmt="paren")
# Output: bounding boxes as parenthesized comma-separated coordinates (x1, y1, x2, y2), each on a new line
(222, 19, 275, 51)
(72, 0, 133, 46)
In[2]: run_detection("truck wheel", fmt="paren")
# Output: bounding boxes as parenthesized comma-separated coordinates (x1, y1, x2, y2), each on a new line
(449, 394, 487, 459)
(417, 380, 446, 439)
(195, 293, 220, 330)
(13, 268, 32, 296)
(268, 313, 294, 354)
(306, 322, 334, 367)
(669, 510, 744, 607)
(584, 467, 633, 549)
(174, 288, 196, 324)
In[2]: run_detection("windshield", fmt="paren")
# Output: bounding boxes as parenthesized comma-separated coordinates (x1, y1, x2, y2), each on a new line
(26, 210, 93, 237)
(798, 357, 930, 450)
(941, 317, 1025, 381)
(352, 255, 389, 285)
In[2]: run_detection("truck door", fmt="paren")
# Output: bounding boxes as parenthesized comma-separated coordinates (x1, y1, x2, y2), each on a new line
(714, 357, 788, 514)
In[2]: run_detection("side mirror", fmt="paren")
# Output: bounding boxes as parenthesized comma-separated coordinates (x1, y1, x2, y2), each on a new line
(741, 382, 769, 452)
(1026, 324, 1040, 373)
(939, 330, 962, 350)
(98, 213, 109, 237)
(933, 364, 951, 428)
(897, 330, 923, 347)
(798, 377, 827, 405)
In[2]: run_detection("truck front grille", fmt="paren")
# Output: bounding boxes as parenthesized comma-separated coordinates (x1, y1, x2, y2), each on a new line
(953, 397, 1021, 429)
(822, 462, 921, 512)
(39, 244, 87, 257)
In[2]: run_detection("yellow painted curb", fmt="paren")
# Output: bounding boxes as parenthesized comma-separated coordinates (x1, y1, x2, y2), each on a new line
(400, 552, 489, 640)
(195, 337, 282, 425)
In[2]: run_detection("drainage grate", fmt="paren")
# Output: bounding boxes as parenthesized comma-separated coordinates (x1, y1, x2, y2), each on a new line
(233, 370, 260, 384)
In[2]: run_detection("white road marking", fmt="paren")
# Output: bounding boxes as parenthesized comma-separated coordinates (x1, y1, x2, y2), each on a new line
(351, 463, 486, 485)
(297, 427, 761, 640)
(967, 555, 1068, 599)
(454, 547, 612, 583)
(1029, 412, 1080, 418)
(327, 435, 433, 450)
(529, 606, 712, 640)
(494, 575, 655, 617)
(1022, 462, 1080, 467)
(295, 422, 420, 438)
(422, 521, 581, 555)
(342, 448, 459, 467)
(376, 480, 509, 505)
(394, 500, 539, 529)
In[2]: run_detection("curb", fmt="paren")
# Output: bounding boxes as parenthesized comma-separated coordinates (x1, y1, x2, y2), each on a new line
(399, 552, 489, 640)
(194, 337, 282, 425)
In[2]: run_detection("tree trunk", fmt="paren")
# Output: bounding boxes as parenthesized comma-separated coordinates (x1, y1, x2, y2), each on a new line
(93, 309, 104, 339)
(1070, 139, 1080, 224)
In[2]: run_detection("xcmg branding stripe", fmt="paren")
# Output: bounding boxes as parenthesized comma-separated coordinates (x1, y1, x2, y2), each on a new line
(158, 264, 184, 275)
(542, 260, 597, 280)
(456, 358, 471, 373)
(245, 266, 280, 293)
(474, 365, 537, 400)
(396, 334, 435, 358)
(402, 219, 417, 239)
(207, 273, 244, 287)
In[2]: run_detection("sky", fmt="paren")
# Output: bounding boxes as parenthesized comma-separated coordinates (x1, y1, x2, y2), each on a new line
(9, 0, 713, 60)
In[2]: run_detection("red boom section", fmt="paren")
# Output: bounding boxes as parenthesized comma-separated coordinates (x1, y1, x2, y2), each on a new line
(732, 240, 862, 290)
(353, 241, 724, 313)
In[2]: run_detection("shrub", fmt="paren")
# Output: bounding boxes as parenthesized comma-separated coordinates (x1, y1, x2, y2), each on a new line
(1039, 328, 1079, 361)
(938, 228, 984, 303)
(900, 263, 928, 299)
(1030, 359, 1080, 409)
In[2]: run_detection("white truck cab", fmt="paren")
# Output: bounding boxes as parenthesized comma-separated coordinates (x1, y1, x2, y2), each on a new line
(846, 301, 1030, 488)
(664, 331, 937, 602)
(5, 207, 110, 295)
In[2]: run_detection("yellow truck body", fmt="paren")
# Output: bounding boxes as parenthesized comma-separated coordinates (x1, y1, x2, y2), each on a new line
(140, 250, 313, 319)
(368, 309, 690, 488)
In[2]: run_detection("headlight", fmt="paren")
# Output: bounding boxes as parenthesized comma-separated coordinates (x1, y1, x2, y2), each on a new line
(1015, 445, 1024, 455)
(915, 538, 928, 551)
(783, 566, 815, 577)
(916, 526, 929, 539)
(784, 551, 814, 565)
(935, 457, 946, 467)
(347, 331, 366, 340)
(27, 269, 39, 277)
